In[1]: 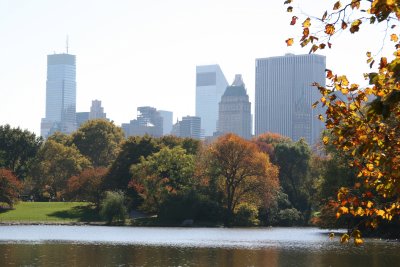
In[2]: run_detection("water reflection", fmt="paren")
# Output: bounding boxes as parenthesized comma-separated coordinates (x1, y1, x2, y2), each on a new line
(0, 226, 399, 266)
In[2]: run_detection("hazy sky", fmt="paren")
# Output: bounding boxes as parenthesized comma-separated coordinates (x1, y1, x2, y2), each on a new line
(0, 0, 390, 134)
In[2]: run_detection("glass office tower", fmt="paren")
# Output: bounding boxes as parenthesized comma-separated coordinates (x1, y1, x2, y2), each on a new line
(41, 53, 77, 138)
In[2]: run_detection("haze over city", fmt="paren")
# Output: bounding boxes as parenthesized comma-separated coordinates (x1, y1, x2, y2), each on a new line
(0, 0, 389, 134)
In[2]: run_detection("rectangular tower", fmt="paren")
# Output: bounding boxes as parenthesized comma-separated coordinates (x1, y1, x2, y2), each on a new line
(196, 65, 228, 137)
(41, 53, 77, 138)
(255, 54, 325, 145)
(159, 110, 173, 135)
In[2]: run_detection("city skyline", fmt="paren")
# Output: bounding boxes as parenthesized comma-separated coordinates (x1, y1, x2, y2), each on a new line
(0, 1, 385, 135)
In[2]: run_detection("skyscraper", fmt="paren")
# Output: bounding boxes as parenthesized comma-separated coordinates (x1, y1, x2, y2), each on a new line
(171, 116, 201, 139)
(89, 100, 107, 120)
(218, 74, 252, 139)
(122, 106, 163, 137)
(41, 53, 77, 138)
(255, 53, 326, 145)
(159, 110, 173, 135)
(196, 65, 228, 137)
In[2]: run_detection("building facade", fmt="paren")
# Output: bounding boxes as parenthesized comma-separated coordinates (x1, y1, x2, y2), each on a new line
(41, 53, 77, 138)
(122, 106, 163, 137)
(196, 65, 228, 137)
(76, 112, 89, 128)
(218, 74, 252, 139)
(159, 110, 173, 135)
(89, 100, 107, 120)
(255, 53, 325, 145)
(172, 116, 201, 139)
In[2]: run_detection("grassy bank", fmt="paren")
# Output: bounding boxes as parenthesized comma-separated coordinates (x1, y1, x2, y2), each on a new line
(0, 202, 101, 223)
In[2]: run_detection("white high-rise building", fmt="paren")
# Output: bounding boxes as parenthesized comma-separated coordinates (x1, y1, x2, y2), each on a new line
(41, 53, 77, 138)
(159, 110, 173, 135)
(255, 54, 326, 145)
(196, 65, 228, 136)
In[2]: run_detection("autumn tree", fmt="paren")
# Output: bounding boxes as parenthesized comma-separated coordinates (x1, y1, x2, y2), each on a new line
(206, 134, 279, 226)
(71, 119, 124, 167)
(129, 146, 195, 213)
(31, 140, 91, 199)
(0, 125, 42, 179)
(285, 0, 400, 242)
(67, 167, 108, 208)
(253, 132, 291, 160)
(0, 168, 22, 208)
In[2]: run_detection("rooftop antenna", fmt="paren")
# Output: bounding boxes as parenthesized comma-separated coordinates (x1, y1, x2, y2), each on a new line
(66, 35, 69, 54)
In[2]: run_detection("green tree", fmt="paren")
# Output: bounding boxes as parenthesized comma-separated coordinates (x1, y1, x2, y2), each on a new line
(160, 135, 201, 155)
(47, 131, 71, 145)
(31, 140, 91, 199)
(71, 119, 124, 167)
(274, 139, 312, 221)
(206, 134, 279, 226)
(0, 168, 22, 208)
(100, 191, 127, 224)
(130, 146, 195, 213)
(104, 135, 160, 191)
(0, 125, 42, 179)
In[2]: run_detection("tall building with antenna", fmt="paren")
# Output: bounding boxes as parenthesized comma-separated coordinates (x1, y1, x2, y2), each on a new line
(40, 42, 77, 138)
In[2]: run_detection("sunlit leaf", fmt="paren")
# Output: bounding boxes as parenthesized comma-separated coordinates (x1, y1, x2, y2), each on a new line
(329, 233, 335, 240)
(302, 17, 311, 28)
(340, 234, 350, 243)
(354, 238, 363, 246)
(285, 38, 294, 46)
(325, 24, 335, 35)
(391, 34, 398, 42)
(341, 20, 348, 30)
(323, 136, 329, 145)
(350, 19, 362, 33)
(287, 6, 293, 12)
(309, 44, 318, 53)
(333, 1, 342, 10)
(322, 11, 328, 21)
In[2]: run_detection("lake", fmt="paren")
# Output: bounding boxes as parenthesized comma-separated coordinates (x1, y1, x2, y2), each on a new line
(0, 226, 399, 266)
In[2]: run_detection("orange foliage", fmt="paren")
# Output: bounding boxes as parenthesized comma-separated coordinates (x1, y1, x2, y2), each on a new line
(0, 168, 22, 208)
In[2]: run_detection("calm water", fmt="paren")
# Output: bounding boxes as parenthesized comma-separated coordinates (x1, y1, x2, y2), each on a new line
(0, 226, 399, 266)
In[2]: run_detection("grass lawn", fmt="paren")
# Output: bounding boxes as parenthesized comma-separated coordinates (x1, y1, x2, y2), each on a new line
(0, 202, 102, 223)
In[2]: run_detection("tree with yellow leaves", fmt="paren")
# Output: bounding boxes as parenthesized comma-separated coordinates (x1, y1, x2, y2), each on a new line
(284, 0, 400, 243)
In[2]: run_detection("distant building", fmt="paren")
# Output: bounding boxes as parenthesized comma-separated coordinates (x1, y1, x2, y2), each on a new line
(89, 100, 107, 120)
(218, 74, 252, 139)
(123, 106, 163, 137)
(159, 110, 173, 135)
(255, 53, 326, 145)
(76, 112, 89, 128)
(196, 65, 228, 137)
(172, 116, 201, 139)
(41, 53, 77, 138)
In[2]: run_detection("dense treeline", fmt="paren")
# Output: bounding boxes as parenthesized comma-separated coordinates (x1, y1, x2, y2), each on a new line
(1, 120, 396, 231)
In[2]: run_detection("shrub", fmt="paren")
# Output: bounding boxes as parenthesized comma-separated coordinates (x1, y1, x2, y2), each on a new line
(158, 190, 224, 223)
(277, 208, 302, 226)
(100, 191, 127, 224)
(234, 203, 260, 226)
